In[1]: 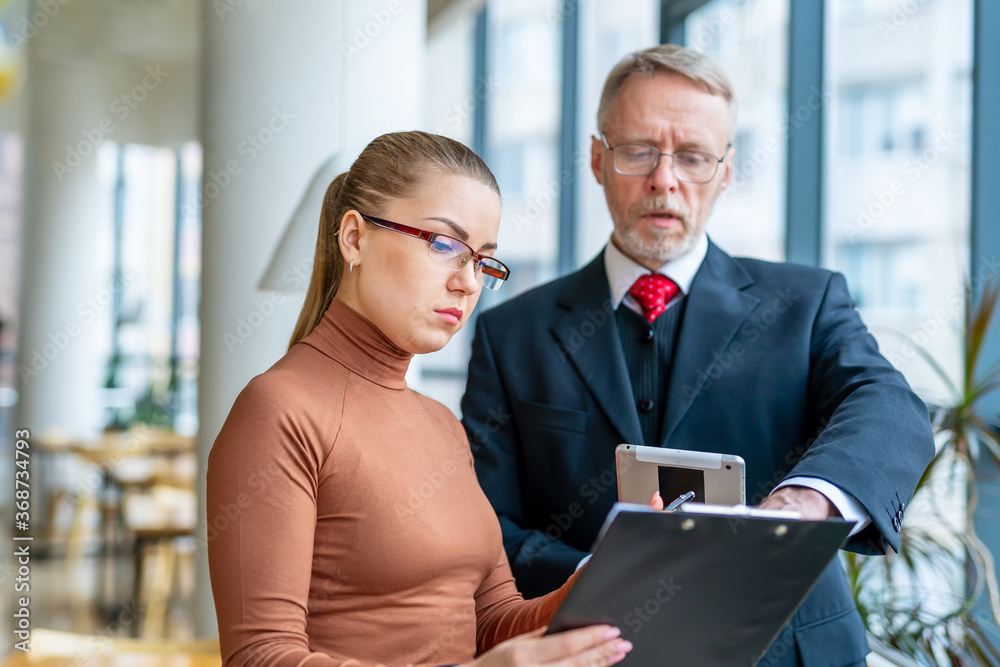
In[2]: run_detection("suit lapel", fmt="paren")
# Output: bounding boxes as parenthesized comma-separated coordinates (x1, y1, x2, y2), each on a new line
(550, 252, 645, 446)
(661, 242, 760, 446)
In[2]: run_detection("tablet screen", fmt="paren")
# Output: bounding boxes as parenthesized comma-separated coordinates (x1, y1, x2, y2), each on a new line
(657, 466, 706, 503)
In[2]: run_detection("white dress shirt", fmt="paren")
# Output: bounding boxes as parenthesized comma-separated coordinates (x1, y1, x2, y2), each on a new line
(600, 234, 871, 537)
(604, 232, 708, 316)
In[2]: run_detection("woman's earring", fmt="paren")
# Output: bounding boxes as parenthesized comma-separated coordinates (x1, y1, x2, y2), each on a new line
(349, 259, 354, 273)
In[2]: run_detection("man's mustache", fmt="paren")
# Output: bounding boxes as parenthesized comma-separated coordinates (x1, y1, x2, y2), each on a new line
(632, 197, 689, 224)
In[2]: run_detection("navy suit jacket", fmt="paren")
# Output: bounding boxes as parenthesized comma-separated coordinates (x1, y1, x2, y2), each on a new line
(461, 242, 934, 666)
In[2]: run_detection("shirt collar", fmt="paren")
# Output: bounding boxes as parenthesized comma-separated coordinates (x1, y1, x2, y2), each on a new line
(604, 232, 709, 310)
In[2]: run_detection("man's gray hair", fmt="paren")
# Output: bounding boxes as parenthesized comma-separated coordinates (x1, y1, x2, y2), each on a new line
(597, 44, 737, 138)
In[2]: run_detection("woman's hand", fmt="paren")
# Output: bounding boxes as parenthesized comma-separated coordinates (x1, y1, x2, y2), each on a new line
(464, 625, 632, 667)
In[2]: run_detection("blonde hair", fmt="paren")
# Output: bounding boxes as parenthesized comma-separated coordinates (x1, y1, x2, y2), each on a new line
(597, 44, 737, 138)
(288, 131, 499, 350)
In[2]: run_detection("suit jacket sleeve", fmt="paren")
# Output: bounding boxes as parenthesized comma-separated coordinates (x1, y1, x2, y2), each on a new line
(788, 271, 935, 554)
(462, 314, 589, 594)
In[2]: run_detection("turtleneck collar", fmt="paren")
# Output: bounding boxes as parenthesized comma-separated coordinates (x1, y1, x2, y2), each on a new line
(299, 297, 413, 391)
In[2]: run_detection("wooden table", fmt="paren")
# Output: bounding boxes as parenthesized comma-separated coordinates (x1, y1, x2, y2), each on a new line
(3, 654, 220, 667)
(36, 431, 196, 625)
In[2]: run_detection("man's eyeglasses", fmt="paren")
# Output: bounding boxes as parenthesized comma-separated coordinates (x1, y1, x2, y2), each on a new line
(360, 214, 511, 291)
(600, 133, 730, 183)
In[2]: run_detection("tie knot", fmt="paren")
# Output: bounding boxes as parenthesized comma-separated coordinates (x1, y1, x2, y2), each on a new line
(628, 273, 680, 323)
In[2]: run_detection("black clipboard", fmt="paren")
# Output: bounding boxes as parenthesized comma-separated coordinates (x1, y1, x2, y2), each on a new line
(546, 504, 853, 666)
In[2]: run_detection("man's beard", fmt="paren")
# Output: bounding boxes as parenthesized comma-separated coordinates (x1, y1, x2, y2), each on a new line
(612, 195, 701, 265)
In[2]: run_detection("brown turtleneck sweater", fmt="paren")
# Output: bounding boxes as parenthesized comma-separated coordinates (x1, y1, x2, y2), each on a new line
(207, 297, 574, 666)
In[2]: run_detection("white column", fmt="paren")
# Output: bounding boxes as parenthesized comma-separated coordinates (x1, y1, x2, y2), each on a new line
(195, 0, 425, 635)
(16, 54, 109, 440)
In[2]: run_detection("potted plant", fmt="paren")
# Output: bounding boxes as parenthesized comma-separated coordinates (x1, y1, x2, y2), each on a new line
(843, 279, 1000, 665)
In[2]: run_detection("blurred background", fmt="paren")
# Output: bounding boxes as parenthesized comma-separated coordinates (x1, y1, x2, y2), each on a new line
(0, 0, 998, 663)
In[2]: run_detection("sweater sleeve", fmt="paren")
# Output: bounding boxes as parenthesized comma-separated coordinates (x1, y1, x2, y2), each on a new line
(418, 394, 582, 659)
(474, 552, 581, 656)
(207, 375, 445, 667)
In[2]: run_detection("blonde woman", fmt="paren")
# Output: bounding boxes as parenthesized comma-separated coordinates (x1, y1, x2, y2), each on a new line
(207, 132, 633, 667)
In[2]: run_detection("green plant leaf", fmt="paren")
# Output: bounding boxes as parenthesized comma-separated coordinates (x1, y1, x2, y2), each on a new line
(884, 330, 960, 400)
(966, 280, 1000, 387)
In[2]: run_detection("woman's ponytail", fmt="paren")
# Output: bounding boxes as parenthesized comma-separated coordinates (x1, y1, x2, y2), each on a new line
(287, 172, 348, 349)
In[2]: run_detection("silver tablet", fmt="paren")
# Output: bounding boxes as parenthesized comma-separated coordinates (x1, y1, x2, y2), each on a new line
(615, 444, 746, 506)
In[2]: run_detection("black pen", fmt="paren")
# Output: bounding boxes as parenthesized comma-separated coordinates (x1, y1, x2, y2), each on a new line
(665, 491, 696, 512)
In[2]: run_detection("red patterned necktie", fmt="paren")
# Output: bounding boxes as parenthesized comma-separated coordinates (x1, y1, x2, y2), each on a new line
(628, 273, 680, 323)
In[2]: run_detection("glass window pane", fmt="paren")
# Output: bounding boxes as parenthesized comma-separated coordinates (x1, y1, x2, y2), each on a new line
(102, 143, 201, 431)
(576, 0, 661, 263)
(419, 0, 566, 412)
(488, 0, 562, 298)
(419, 0, 661, 412)
(686, 0, 789, 262)
(823, 0, 973, 401)
(426, 9, 477, 145)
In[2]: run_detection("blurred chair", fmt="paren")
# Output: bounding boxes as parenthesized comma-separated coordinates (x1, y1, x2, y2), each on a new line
(48, 428, 196, 635)
(121, 455, 198, 638)
(64, 491, 100, 632)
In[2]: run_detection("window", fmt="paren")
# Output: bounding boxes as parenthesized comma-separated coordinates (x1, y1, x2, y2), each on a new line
(837, 83, 927, 156)
(575, 0, 662, 263)
(418, 0, 662, 412)
(686, 0, 789, 262)
(823, 0, 973, 402)
(426, 9, 477, 145)
(490, 142, 526, 197)
(98, 142, 202, 432)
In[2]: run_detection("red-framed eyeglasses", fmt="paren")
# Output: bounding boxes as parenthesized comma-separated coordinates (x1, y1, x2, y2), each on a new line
(360, 214, 511, 291)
